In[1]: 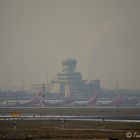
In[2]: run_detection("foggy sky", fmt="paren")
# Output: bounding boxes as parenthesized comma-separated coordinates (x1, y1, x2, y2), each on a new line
(0, 0, 140, 90)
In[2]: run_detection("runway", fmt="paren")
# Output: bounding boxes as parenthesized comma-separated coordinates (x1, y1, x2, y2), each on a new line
(0, 106, 140, 109)
(0, 107, 140, 122)
(0, 114, 140, 122)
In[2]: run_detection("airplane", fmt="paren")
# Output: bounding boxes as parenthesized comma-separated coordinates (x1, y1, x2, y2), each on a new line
(18, 92, 98, 107)
(17, 91, 46, 107)
(96, 96, 139, 107)
(66, 93, 98, 107)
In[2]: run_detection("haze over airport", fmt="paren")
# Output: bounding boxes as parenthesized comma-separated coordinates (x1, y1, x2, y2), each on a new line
(0, 0, 140, 90)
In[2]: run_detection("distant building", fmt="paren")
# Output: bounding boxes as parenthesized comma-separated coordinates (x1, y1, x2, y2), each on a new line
(47, 58, 102, 98)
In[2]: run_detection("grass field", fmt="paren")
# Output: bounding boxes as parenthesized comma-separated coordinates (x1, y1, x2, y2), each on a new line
(0, 120, 140, 139)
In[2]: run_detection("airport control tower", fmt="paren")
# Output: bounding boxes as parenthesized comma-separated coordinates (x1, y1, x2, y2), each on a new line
(49, 59, 86, 97)
(58, 59, 82, 82)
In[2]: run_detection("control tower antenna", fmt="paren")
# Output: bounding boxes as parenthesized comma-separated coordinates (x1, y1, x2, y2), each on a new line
(88, 45, 94, 81)
(22, 80, 24, 91)
(6, 66, 11, 91)
(42, 83, 46, 104)
(46, 68, 48, 84)
(8, 78, 11, 91)
(116, 81, 120, 97)
(116, 81, 119, 90)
